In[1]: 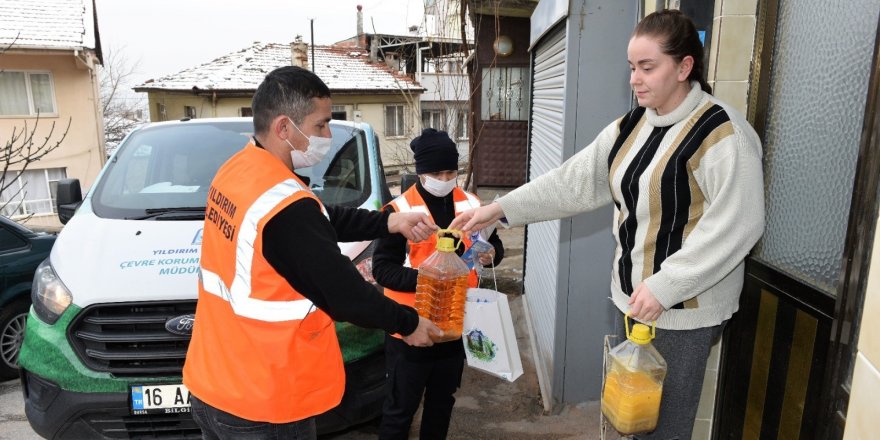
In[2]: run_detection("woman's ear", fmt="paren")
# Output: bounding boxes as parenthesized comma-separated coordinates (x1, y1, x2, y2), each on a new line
(678, 55, 695, 82)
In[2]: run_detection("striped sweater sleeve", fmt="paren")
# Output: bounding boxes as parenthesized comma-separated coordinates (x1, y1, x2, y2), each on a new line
(496, 119, 620, 226)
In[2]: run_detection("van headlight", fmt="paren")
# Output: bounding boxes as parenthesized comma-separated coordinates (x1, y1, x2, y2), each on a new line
(31, 260, 73, 324)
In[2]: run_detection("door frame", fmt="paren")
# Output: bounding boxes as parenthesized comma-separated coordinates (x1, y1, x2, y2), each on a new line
(820, 12, 880, 438)
(717, 0, 880, 437)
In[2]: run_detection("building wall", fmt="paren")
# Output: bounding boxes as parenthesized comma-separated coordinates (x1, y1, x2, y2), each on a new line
(333, 94, 421, 170)
(1, 52, 106, 229)
(420, 72, 469, 102)
(553, 0, 638, 405)
(144, 91, 420, 168)
(695, 1, 758, 437)
(145, 93, 252, 121)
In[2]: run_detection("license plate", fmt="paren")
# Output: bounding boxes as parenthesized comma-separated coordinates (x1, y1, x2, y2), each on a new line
(130, 384, 191, 415)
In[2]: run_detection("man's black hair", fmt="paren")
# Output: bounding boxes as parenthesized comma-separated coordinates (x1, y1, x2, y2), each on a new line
(252, 66, 331, 135)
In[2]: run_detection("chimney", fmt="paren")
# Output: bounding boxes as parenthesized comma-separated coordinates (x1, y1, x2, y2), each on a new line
(370, 36, 378, 62)
(291, 35, 308, 69)
(357, 5, 367, 49)
(357, 5, 364, 36)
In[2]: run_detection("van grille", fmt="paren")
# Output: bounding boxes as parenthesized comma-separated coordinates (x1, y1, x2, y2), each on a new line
(82, 412, 202, 439)
(68, 301, 196, 376)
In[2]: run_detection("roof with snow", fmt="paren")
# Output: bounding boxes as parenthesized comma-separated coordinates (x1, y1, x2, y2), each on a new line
(134, 43, 424, 94)
(0, 0, 99, 52)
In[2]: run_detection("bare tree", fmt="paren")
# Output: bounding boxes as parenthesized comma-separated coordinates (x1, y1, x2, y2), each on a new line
(0, 32, 71, 219)
(380, 1, 476, 177)
(100, 47, 146, 153)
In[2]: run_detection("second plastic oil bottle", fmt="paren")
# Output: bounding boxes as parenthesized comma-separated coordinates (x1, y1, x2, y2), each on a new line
(414, 230, 470, 342)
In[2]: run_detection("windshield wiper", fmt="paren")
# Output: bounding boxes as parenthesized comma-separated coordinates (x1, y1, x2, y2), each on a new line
(127, 207, 206, 220)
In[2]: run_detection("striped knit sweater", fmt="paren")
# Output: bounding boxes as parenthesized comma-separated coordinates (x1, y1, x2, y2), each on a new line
(498, 82, 765, 330)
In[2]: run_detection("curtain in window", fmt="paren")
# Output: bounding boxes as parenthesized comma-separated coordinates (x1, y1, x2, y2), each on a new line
(0, 72, 30, 115)
(0, 177, 24, 217)
(21, 170, 52, 214)
(385, 105, 405, 136)
(29, 73, 54, 114)
(47, 168, 67, 210)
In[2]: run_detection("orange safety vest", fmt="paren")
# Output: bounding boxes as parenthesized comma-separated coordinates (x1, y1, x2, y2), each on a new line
(383, 186, 482, 314)
(183, 143, 344, 423)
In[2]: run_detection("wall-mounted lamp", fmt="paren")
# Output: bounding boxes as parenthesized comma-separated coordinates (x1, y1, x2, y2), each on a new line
(493, 35, 514, 57)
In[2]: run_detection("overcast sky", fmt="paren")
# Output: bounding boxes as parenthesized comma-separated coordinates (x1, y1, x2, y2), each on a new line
(95, 0, 426, 92)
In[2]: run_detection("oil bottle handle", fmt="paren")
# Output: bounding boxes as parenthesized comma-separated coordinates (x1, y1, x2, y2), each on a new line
(624, 312, 656, 339)
(437, 228, 464, 250)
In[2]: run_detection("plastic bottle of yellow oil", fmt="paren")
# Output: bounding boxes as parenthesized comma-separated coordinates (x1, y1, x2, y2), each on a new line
(414, 231, 470, 342)
(601, 315, 667, 435)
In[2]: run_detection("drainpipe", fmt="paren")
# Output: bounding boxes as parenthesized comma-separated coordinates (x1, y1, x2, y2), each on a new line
(212, 91, 218, 117)
(77, 49, 108, 167)
(416, 46, 431, 84)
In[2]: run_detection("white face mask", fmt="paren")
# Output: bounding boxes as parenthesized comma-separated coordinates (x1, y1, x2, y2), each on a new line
(422, 175, 457, 197)
(285, 117, 332, 169)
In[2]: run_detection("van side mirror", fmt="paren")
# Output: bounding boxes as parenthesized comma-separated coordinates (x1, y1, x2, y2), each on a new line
(56, 179, 82, 225)
(400, 174, 418, 193)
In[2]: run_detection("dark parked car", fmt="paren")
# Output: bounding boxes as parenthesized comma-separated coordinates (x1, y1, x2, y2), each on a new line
(0, 215, 55, 380)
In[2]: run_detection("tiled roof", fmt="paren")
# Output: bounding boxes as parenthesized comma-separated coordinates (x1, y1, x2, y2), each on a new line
(0, 0, 97, 50)
(135, 42, 423, 93)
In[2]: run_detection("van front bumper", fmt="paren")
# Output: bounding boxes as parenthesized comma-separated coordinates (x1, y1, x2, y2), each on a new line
(21, 369, 201, 439)
(21, 351, 386, 439)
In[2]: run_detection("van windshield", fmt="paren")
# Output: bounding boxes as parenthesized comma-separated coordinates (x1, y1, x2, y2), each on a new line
(91, 120, 372, 220)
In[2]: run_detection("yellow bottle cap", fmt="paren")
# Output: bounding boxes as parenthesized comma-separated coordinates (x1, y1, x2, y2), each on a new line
(437, 236, 456, 252)
(628, 323, 653, 345)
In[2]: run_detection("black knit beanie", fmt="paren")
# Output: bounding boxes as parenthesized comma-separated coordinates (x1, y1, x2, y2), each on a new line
(410, 128, 458, 174)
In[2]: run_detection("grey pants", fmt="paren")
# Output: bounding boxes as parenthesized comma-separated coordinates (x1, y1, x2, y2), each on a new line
(614, 314, 725, 440)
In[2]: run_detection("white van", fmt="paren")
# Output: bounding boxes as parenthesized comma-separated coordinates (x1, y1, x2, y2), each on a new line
(19, 117, 394, 438)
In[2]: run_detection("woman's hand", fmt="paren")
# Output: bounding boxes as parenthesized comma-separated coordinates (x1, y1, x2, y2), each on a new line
(449, 202, 505, 233)
(628, 283, 665, 322)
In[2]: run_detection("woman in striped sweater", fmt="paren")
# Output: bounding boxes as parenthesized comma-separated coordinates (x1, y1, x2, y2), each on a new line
(451, 10, 765, 440)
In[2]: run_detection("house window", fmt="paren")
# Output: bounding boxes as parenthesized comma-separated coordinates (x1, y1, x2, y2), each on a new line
(481, 67, 530, 121)
(421, 109, 446, 130)
(156, 103, 167, 121)
(240, 107, 253, 117)
(0, 71, 57, 116)
(331, 105, 347, 121)
(0, 168, 68, 218)
(456, 111, 468, 140)
(184, 106, 197, 119)
(385, 104, 406, 137)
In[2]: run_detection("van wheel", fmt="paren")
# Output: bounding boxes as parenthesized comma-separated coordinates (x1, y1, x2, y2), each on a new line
(0, 298, 30, 381)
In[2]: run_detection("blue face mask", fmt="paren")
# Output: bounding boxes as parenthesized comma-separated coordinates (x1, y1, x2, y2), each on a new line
(285, 118, 332, 169)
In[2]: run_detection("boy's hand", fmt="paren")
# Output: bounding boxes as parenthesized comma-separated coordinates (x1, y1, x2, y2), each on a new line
(388, 212, 438, 242)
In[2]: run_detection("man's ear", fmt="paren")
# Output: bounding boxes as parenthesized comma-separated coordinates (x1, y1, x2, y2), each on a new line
(273, 115, 289, 140)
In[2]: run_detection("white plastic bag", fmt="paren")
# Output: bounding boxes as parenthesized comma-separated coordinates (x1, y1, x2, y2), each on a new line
(462, 287, 523, 382)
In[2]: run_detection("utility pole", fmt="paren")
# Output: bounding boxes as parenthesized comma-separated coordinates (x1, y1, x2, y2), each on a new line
(310, 18, 315, 72)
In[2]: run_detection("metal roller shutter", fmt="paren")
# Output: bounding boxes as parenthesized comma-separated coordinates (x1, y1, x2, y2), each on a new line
(523, 24, 567, 396)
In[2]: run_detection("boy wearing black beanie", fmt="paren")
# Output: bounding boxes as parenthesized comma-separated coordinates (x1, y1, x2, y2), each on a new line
(372, 128, 504, 439)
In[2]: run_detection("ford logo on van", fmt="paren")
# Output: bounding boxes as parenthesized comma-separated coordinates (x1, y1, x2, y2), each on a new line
(165, 314, 195, 336)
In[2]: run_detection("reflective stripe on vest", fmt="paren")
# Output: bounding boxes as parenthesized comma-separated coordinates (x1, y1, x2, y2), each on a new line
(391, 195, 430, 218)
(199, 178, 328, 322)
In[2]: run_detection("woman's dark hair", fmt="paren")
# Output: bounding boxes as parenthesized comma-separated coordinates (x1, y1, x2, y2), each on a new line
(634, 9, 712, 94)
(252, 66, 332, 135)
